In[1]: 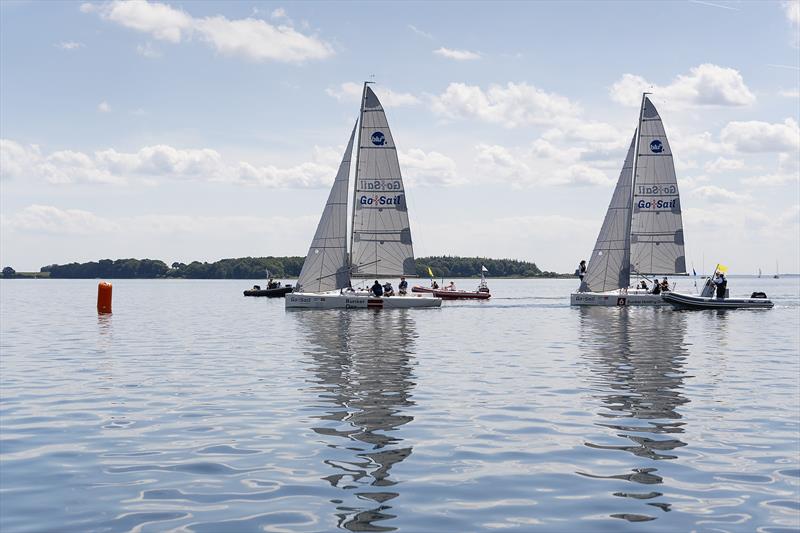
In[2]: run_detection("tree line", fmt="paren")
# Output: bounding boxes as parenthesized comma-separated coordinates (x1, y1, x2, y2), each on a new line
(1, 256, 559, 279)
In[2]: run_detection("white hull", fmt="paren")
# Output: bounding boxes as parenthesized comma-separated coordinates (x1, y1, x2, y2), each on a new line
(570, 289, 667, 307)
(286, 291, 441, 309)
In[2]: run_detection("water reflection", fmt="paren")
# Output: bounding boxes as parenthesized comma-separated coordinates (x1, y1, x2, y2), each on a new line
(294, 310, 417, 532)
(578, 308, 690, 522)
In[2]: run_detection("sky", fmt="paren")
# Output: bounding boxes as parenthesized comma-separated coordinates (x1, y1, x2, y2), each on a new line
(1, 0, 799, 274)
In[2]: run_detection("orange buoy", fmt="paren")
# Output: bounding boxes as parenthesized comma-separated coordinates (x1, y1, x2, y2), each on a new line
(97, 281, 112, 314)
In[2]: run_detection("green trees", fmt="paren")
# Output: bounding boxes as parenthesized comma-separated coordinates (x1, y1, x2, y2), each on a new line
(39, 256, 556, 278)
(416, 256, 543, 278)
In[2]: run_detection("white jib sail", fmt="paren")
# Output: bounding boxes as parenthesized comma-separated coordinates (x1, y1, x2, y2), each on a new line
(630, 96, 686, 276)
(295, 122, 357, 293)
(350, 84, 416, 277)
(581, 132, 636, 293)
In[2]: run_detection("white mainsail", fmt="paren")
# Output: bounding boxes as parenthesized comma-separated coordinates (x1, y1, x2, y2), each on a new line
(630, 96, 686, 276)
(295, 122, 357, 293)
(350, 84, 416, 277)
(581, 132, 637, 293)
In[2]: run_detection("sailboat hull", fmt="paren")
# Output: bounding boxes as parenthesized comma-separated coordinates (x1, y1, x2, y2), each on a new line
(570, 289, 666, 307)
(285, 291, 441, 309)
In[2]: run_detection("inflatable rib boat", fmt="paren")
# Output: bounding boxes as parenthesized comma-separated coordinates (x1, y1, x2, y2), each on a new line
(662, 292, 773, 310)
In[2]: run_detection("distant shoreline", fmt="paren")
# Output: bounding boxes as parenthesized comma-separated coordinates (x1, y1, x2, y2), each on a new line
(2, 256, 566, 280)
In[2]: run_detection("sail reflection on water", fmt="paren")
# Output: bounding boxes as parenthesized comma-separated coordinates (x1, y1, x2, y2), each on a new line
(293, 310, 417, 532)
(577, 308, 690, 523)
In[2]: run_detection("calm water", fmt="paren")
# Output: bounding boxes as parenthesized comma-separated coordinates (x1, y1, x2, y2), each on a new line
(1, 277, 799, 532)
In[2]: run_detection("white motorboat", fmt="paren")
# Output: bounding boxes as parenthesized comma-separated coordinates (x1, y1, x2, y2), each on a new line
(287, 83, 440, 310)
(571, 93, 689, 307)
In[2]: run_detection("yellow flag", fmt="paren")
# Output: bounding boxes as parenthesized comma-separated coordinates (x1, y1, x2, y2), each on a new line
(717, 264, 728, 273)
(427, 266, 434, 278)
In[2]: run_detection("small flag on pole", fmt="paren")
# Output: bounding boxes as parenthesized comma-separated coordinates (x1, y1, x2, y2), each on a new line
(427, 266, 434, 278)
(481, 265, 488, 273)
(717, 264, 728, 273)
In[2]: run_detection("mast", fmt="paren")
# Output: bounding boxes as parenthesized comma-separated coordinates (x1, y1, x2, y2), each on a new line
(349, 81, 374, 273)
(627, 92, 650, 285)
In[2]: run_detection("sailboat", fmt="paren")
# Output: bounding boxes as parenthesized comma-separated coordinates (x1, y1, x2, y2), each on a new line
(286, 83, 441, 309)
(571, 93, 687, 306)
(773, 261, 780, 279)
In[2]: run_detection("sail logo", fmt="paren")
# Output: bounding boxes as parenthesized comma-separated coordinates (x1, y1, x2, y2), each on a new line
(371, 132, 386, 146)
(650, 140, 664, 153)
(360, 194, 404, 206)
(637, 198, 677, 210)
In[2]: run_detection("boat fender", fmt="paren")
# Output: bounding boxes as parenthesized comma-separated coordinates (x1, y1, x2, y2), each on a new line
(750, 292, 767, 299)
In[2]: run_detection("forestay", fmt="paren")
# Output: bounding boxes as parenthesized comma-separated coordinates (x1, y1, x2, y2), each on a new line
(350, 85, 416, 277)
(582, 133, 636, 292)
(295, 122, 357, 293)
(630, 97, 686, 276)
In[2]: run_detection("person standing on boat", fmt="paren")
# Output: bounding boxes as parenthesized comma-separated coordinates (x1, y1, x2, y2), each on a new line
(371, 280, 383, 297)
(399, 276, 408, 295)
(713, 272, 727, 299)
(577, 260, 587, 281)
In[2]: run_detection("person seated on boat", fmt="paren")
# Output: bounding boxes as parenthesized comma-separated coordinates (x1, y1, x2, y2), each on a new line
(398, 276, 408, 295)
(446, 281, 456, 291)
(371, 280, 383, 297)
(660, 277, 670, 292)
(431, 280, 439, 289)
(383, 282, 395, 297)
(267, 277, 279, 290)
(651, 281, 661, 295)
(638, 280, 648, 290)
(713, 272, 727, 299)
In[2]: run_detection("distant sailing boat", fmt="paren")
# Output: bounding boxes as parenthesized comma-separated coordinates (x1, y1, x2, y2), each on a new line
(774, 261, 780, 279)
(758, 268, 762, 278)
(571, 93, 687, 306)
(286, 83, 441, 309)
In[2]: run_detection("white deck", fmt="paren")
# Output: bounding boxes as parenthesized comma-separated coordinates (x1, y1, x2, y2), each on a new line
(285, 291, 441, 309)
(570, 288, 666, 307)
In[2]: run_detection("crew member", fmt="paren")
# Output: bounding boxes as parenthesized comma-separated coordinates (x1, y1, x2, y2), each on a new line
(371, 280, 383, 297)
(398, 276, 408, 295)
(713, 272, 727, 299)
(660, 277, 670, 292)
(577, 260, 587, 281)
(383, 282, 395, 297)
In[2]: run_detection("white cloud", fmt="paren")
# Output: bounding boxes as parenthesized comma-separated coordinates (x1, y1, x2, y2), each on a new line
(136, 41, 161, 58)
(2, 205, 115, 235)
(610, 64, 756, 107)
(97, 101, 111, 113)
(325, 82, 420, 107)
(0, 138, 341, 188)
(433, 47, 481, 61)
(83, 0, 333, 63)
(720, 118, 800, 153)
(399, 149, 461, 186)
(704, 157, 745, 173)
(473, 142, 614, 187)
(785, 1, 800, 46)
(271, 7, 288, 21)
(690, 185, 749, 203)
(56, 41, 84, 50)
(430, 82, 581, 128)
(408, 24, 433, 39)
